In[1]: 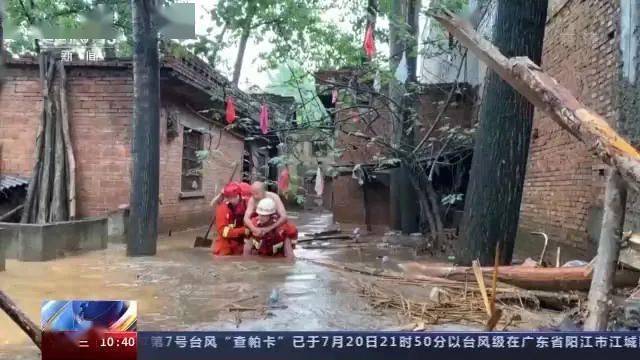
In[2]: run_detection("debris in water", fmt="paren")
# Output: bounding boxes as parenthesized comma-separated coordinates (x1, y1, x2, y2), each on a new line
(268, 289, 280, 306)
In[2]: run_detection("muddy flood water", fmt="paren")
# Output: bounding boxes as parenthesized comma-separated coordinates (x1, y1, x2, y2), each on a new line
(0, 211, 559, 359)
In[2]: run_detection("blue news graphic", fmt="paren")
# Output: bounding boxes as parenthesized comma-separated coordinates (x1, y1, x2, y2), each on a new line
(41, 300, 137, 332)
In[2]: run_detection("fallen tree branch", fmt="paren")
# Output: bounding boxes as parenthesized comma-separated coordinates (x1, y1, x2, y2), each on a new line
(0, 290, 42, 349)
(431, 11, 640, 191)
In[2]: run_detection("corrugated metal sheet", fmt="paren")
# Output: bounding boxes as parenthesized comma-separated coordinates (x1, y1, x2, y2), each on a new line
(0, 175, 29, 191)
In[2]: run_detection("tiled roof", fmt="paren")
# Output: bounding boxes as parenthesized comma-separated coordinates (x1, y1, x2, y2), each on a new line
(0, 175, 29, 191)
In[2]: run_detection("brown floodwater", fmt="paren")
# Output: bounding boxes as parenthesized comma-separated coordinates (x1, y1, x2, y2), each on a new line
(0, 212, 419, 359)
(0, 211, 559, 360)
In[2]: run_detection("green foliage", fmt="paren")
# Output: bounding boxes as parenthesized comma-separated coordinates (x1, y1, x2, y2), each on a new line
(265, 62, 328, 126)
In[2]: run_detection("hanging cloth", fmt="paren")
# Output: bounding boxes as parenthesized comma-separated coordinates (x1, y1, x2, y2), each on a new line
(260, 103, 269, 135)
(394, 51, 408, 84)
(373, 70, 381, 92)
(277, 167, 290, 192)
(225, 97, 236, 124)
(363, 24, 376, 59)
(331, 88, 339, 105)
(314, 167, 324, 196)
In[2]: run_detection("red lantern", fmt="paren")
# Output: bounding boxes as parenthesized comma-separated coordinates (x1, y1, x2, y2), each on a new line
(225, 97, 236, 124)
(260, 103, 269, 135)
(363, 24, 376, 59)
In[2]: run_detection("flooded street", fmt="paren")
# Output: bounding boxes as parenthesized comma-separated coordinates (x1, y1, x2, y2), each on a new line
(0, 210, 563, 359)
(0, 211, 412, 359)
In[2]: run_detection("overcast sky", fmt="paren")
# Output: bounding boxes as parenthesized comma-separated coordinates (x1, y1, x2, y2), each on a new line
(192, 1, 431, 92)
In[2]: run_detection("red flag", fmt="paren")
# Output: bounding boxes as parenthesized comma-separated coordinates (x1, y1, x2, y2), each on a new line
(363, 24, 375, 59)
(277, 167, 290, 192)
(260, 103, 269, 135)
(225, 97, 236, 124)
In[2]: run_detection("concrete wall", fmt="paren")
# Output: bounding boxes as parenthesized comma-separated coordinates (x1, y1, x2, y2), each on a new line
(0, 65, 244, 233)
(0, 218, 107, 262)
(519, 0, 620, 257)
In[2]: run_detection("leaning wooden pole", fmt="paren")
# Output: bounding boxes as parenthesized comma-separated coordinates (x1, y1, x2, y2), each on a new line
(0, 290, 42, 349)
(432, 11, 640, 192)
(58, 63, 76, 219)
(585, 170, 627, 330)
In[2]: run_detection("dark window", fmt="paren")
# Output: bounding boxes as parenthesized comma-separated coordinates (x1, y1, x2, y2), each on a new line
(312, 141, 329, 156)
(181, 128, 204, 192)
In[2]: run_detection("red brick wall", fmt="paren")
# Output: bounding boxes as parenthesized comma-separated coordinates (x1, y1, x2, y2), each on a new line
(0, 64, 244, 232)
(0, 67, 42, 175)
(519, 0, 619, 254)
(158, 102, 244, 232)
(66, 67, 134, 217)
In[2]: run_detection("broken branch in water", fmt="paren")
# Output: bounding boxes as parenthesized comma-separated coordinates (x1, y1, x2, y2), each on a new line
(0, 290, 42, 349)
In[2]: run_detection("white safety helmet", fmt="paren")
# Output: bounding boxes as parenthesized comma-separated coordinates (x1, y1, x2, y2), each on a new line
(256, 198, 277, 215)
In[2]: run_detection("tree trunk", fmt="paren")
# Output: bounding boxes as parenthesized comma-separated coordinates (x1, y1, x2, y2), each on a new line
(58, 63, 76, 219)
(398, 0, 420, 235)
(458, 0, 548, 265)
(232, 5, 256, 86)
(433, 11, 640, 192)
(585, 170, 627, 330)
(388, 0, 407, 231)
(36, 56, 57, 224)
(128, 0, 160, 256)
(49, 86, 67, 222)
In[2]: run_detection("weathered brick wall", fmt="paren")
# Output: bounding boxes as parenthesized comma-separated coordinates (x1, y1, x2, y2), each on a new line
(519, 0, 619, 256)
(0, 64, 244, 232)
(66, 67, 134, 217)
(158, 101, 244, 232)
(0, 67, 42, 175)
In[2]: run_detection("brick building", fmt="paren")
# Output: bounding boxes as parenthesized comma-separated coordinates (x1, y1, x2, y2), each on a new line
(517, 0, 640, 258)
(315, 69, 476, 233)
(0, 52, 283, 232)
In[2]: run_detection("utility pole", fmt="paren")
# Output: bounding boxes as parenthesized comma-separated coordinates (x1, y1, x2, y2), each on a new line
(128, 0, 160, 256)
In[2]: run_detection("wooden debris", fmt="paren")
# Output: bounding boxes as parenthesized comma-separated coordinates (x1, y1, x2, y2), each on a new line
(585, 170, 627, 330)
(0, 290, 41, 349)
(398, 261, 640, 291)
(472, 260, 491, 316)
(21, 53, 74, 224)
(297, 235, 353, 244)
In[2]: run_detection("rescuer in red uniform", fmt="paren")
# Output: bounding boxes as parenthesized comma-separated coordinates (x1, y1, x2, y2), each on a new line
(212, 183, 249, 256)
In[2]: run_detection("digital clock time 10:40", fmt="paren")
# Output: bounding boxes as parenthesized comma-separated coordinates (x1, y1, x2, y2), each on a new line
(100, 336, 136, 347)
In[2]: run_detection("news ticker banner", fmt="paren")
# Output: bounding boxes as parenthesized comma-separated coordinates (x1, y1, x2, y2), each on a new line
(40, 301, 640, 360)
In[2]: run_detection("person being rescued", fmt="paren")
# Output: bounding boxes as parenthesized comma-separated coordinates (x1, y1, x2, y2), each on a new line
(246, 198, 297, 258)
(212, 182, 250, 256)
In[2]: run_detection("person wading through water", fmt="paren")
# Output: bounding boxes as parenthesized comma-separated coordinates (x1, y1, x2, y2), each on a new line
(243, 181, 298, 257)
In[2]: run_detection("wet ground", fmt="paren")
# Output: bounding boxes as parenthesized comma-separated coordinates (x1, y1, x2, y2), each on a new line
(0, 211, 424, 359)
(0, 211, 563, 359)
